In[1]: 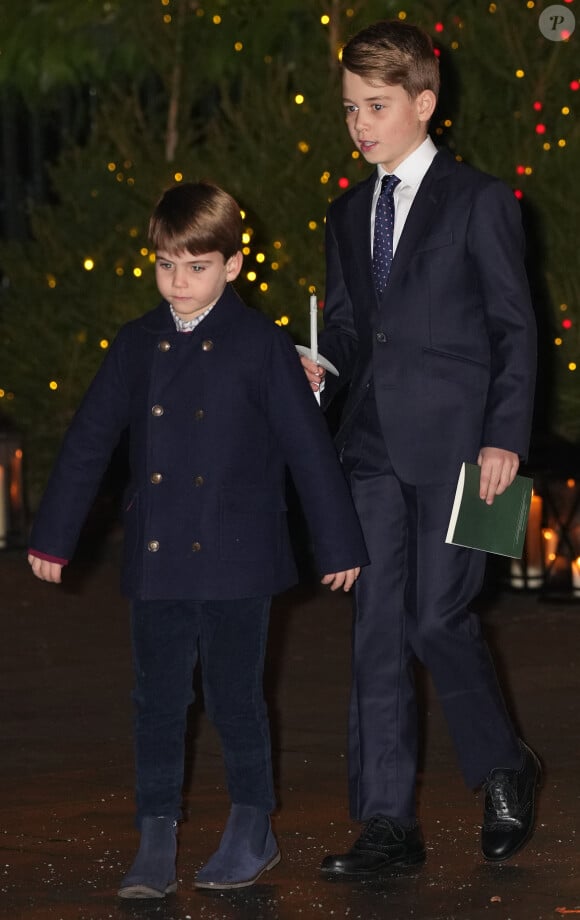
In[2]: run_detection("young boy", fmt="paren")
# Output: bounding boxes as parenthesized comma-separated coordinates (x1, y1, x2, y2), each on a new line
(28, 181, 368, 898)
(301, 20, 540, 873)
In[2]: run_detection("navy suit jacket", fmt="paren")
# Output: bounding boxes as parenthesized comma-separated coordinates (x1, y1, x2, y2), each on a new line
(30, 285, 368, 600)
(319, 148, 537, 485)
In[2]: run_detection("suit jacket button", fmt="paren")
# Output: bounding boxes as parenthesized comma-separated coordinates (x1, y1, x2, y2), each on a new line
(192, 541, 202, 552)
(151, 404, 164, 416)
(201, 339, 214, 351)
(150, 472, 163, 484)
(194, 409, 205, 420)
(194, 475, 204, 487)
(158, 340, 171, 352)
(147, 540, 160, 552)
(375, 331, 387, 343)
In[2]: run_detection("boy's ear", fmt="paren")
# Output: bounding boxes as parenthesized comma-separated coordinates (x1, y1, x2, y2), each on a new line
(416, 90, 437, 123)
(225, 250, 243, 281)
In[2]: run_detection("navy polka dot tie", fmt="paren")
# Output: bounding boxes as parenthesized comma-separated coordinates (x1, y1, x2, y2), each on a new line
(372, 174, 400, 295)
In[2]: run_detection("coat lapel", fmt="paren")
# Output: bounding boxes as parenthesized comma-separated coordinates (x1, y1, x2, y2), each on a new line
(385, 149, 455, 292)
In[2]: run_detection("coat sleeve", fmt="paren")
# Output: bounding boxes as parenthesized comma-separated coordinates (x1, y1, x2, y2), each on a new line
(29, 332, 132, 560)
(467, 180, 537, 458)
(263, 326, 368, 574)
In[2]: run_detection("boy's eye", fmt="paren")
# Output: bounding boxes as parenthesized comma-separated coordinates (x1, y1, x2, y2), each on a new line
(344, 105, 357, 115)
(158, 261, 173, 270)
(191, 265, 204, 272)
(372, 104, 384, 112)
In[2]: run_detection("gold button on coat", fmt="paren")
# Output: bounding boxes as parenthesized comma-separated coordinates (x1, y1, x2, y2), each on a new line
(201, 339, 214, 352)
(158, 340, 171, 352)
(150, 472, 163, 484)
(151, 405, 164, 417)
(147, 540, 160, 552)
(192, 541, 202, 552)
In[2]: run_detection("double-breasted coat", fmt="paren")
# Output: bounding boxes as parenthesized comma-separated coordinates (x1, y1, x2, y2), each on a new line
(30, 285, 368, 600)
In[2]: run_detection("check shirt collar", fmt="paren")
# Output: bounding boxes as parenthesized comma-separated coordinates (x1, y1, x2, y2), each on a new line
(169, 302, 214, 332)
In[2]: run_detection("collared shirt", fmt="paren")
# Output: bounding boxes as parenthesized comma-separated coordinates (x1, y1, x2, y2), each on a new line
(170, 302, 214, 333)
(370, 136, 438, 256)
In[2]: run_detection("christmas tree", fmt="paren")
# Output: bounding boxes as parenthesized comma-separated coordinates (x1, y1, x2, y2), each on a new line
(0, 0, 578, 503)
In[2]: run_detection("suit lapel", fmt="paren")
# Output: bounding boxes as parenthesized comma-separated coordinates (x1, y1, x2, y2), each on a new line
(386, 149, 454, 291)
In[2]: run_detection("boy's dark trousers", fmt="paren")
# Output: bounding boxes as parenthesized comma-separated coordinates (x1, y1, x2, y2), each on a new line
(129, 596, 276, 827)
(342, 390, 521, 822)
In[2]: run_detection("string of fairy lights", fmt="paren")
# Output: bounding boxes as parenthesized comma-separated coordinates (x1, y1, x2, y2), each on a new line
(0, 1, 577, 408)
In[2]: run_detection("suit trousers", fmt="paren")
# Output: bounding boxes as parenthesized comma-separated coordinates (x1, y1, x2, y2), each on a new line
(342, 390, 521, 822)
(130, 596, 276, 827)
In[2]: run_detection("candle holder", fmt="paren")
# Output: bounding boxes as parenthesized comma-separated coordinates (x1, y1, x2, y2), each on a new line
(0, 416, 28, 550)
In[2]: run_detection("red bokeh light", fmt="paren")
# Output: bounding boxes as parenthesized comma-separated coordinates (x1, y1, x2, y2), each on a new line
(514, 189, 523, 200)
(535, 123, 547, 134)
(562, 318, 573, 329)
(338, 177, 349, 189)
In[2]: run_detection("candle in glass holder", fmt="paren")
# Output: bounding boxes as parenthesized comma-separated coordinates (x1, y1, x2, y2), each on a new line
(572, 557, 580, 597)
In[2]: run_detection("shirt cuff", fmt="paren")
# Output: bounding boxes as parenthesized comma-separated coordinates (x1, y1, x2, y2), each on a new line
(28, 549, 69, 566)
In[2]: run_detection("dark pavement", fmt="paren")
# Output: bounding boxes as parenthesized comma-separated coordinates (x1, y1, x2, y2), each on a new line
(2, 543, 580, 920)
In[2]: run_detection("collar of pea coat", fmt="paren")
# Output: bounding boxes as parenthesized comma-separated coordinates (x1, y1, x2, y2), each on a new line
(138, 283, 247, 335)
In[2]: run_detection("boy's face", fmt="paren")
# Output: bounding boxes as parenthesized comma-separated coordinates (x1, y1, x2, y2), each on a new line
(342, 69, 436, 174)
(154, 249, 242, 321)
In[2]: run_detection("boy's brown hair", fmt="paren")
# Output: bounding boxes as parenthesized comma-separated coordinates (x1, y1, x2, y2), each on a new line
(149, 181, 242, 260)
(342, 19, 440, 100)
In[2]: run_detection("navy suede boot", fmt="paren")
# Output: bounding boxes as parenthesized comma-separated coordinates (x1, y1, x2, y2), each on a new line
(195, 804, 280, 889)
(117, 816, 178, 899)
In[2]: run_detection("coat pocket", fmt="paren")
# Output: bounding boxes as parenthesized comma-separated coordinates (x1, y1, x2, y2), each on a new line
(219, 489, 287, 563)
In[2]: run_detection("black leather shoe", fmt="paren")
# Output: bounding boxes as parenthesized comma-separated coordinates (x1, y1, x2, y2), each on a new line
(481, 740, 541, 862)
(321, 817, 426, 877)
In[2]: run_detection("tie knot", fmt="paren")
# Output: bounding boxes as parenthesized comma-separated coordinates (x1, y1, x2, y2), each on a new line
(380, 174, 400, 197)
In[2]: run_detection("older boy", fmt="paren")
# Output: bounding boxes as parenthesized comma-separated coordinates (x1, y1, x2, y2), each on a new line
(29, 182, 368, 897)
(302, 20, 540, 873)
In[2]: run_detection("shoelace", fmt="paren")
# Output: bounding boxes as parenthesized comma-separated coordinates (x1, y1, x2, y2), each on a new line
(355, 816, 407, 849)
(484, 773, 518, 823)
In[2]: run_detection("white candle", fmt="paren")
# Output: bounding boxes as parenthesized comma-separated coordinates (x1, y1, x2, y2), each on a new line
(0, 465, 7, 548)
(572, 557, 580, 596)
(309, 293, 318, 362)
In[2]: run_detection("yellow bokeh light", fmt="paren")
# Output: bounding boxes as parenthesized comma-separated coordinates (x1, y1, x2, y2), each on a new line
(116, 267, 124, 276)
(84, 259, 95, 271)
(351, 150, 360, 159)
(242, 246, 251, 256)
(555, 337, 563, 346)
(280, 315, 289, 325)
(100, 339, 109, 350)
(46, 274, 57, 289)
(560, 304, 568, 311)
(242, 232, 251, 244)
(298, 141, 310, 153)
(273, 241, 282, 250)
(256, 253, 265, 263)
(247, 271, 257, 282)
(398, 10, 407, 20)
(321, 14, 330, 25)
(213, 14, 221, 24)
(308, 221, 318, 230)
(107, 162, 116, 172)
(49, 381, 58, 391)
(567, 479, 576, 488)
(163, 14, 171, 23)
(562, 106, 570, 115)
(234, 41, 243, 51)
(259, 282, 269, 292)
(320, 171, 330, 184)
(133, 268, 143, 278)
(569, 363, 577, 371)
(294, 94, 305, 105)
(140, 248, 149, 256)
(558, 139, 567, 147)
(271, 262, 279, 271)
(174, 172, 183, 182)
(515, 69, 525, 79)
(543, 142, 551, 151)
(240, 209, 246, 219)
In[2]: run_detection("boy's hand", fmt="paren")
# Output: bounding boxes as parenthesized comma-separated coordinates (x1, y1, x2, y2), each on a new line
(28, 554, 63, 584)
(321, 567, 361, 592)
(300, 355, 326, 393)
(477, 447, 519, 505)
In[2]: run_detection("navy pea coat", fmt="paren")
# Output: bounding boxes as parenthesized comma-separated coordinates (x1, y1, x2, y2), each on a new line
(30, 285, 368, 600)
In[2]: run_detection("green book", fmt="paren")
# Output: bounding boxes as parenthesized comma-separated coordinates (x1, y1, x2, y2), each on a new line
(445, 462, 533, 558)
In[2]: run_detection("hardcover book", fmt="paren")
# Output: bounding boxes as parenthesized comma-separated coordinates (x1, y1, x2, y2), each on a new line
(445, 462, 533, 558)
